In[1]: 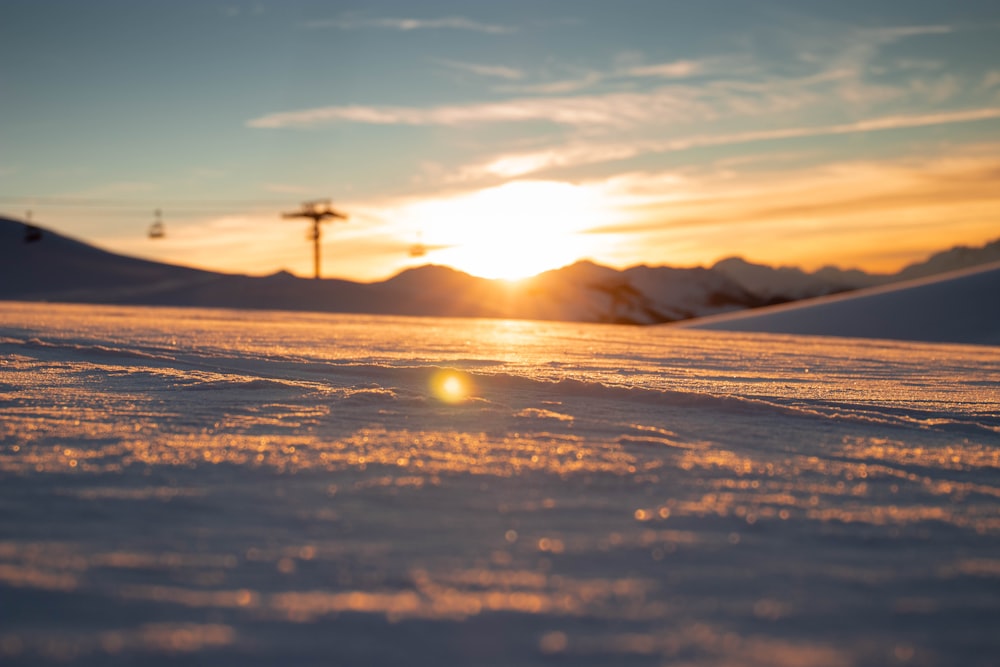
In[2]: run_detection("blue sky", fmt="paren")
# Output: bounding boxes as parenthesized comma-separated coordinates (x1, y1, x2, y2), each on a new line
(2, 0, 1000, 280)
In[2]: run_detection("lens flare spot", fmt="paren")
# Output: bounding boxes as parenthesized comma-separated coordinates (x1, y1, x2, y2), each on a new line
(431, 370, 471, 404)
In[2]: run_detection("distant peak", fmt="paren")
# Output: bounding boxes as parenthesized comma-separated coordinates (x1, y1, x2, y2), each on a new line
(268, 269, 297, 279)
(396, 263, 468, 277)
(379, 263, 480, 287)
(551, 259, 616, 273)
(712, 256, 754, 269)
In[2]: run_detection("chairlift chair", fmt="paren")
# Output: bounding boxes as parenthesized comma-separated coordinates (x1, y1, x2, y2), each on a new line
(148, 209, 165, 239)
(409, 231, 427, 258)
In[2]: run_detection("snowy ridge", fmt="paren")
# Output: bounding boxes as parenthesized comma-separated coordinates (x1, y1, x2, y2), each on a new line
(711, 256, 882, 300)
(4, 216, 998, 331)
(682, 260, 1000, 346)
(711, 238, 1000, 300)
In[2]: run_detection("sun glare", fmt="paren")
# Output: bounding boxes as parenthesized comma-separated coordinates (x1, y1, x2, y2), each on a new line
(401, 181, 611, 280)
(430, 369, 471, 404)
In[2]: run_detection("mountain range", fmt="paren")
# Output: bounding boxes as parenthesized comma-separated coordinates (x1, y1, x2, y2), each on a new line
(2, 216, 998, 325)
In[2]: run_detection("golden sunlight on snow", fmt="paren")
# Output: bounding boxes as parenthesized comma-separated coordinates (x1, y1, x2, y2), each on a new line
(2, 303, 999, 665)
(430, 369, 472, 404)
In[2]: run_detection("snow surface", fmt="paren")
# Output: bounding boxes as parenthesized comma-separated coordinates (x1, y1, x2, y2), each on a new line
(1, 302, 998, 666)
(682, 261, 1000, 346)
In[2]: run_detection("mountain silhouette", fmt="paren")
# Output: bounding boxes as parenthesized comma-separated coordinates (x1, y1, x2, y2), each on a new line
(2, 216, 997, 325)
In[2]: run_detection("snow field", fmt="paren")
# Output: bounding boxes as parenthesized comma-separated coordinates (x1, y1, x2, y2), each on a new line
(1, 303, 998, 666)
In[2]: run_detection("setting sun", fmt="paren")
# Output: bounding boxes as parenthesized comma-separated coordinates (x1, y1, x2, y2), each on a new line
(399, 181, 612, 280)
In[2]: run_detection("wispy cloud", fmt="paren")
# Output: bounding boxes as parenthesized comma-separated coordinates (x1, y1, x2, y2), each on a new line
(734, 21, 958, 113)
(982, 71, 1000, 90)
(249, 20, 965, 133)
(621, 60, 705, 79)
(455, 107, 1000, 179)
(249, 96, 1000, 181)
(434, 58, 524, 81)
(865, 24, 954, 40)
(461, 144, 641, 180)
(248, 18, 996, 194)
(495, 58, 716, 95)
(303, 16, 513, 34)
(495, 71, 604, 95)
(247, 88, 699, 129)
(249, 70, 821, 130)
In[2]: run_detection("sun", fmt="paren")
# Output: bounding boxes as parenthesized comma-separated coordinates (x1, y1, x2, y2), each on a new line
(402, 180, 609, 281)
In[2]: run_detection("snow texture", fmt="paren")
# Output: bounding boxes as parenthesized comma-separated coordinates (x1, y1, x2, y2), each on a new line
(1, 301, 998, 667)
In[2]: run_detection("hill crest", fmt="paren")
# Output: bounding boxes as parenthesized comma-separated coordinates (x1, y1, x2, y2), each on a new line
(2, 216, 997, 330)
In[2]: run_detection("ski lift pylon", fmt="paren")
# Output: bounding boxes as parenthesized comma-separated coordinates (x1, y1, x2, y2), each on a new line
(282, 199, 348, 279)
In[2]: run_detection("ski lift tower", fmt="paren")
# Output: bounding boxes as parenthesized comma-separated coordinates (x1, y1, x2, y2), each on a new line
(282, 199, 348, 279)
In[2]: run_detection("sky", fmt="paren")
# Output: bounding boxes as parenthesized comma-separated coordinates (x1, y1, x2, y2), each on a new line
(2, 0, 1000, 281)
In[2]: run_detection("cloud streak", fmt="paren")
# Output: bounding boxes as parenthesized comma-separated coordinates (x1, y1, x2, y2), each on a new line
(492, 58, 716, 96)
(434, 59, 524, 80)
(245, 16, 1000, 237)
(576, 148, 1000, 271)
(247, 72, 816, 130)
(247, 36, 981, 134)
(303, 16, 512, 34)
(622, 60, 706, 79)
(247, 90, 687, 129)
(458, 107, 1000, 179)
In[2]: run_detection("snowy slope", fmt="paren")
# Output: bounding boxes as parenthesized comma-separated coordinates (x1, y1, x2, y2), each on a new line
(0, 216, 218, 299)
(681, 260, 1000, 345)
